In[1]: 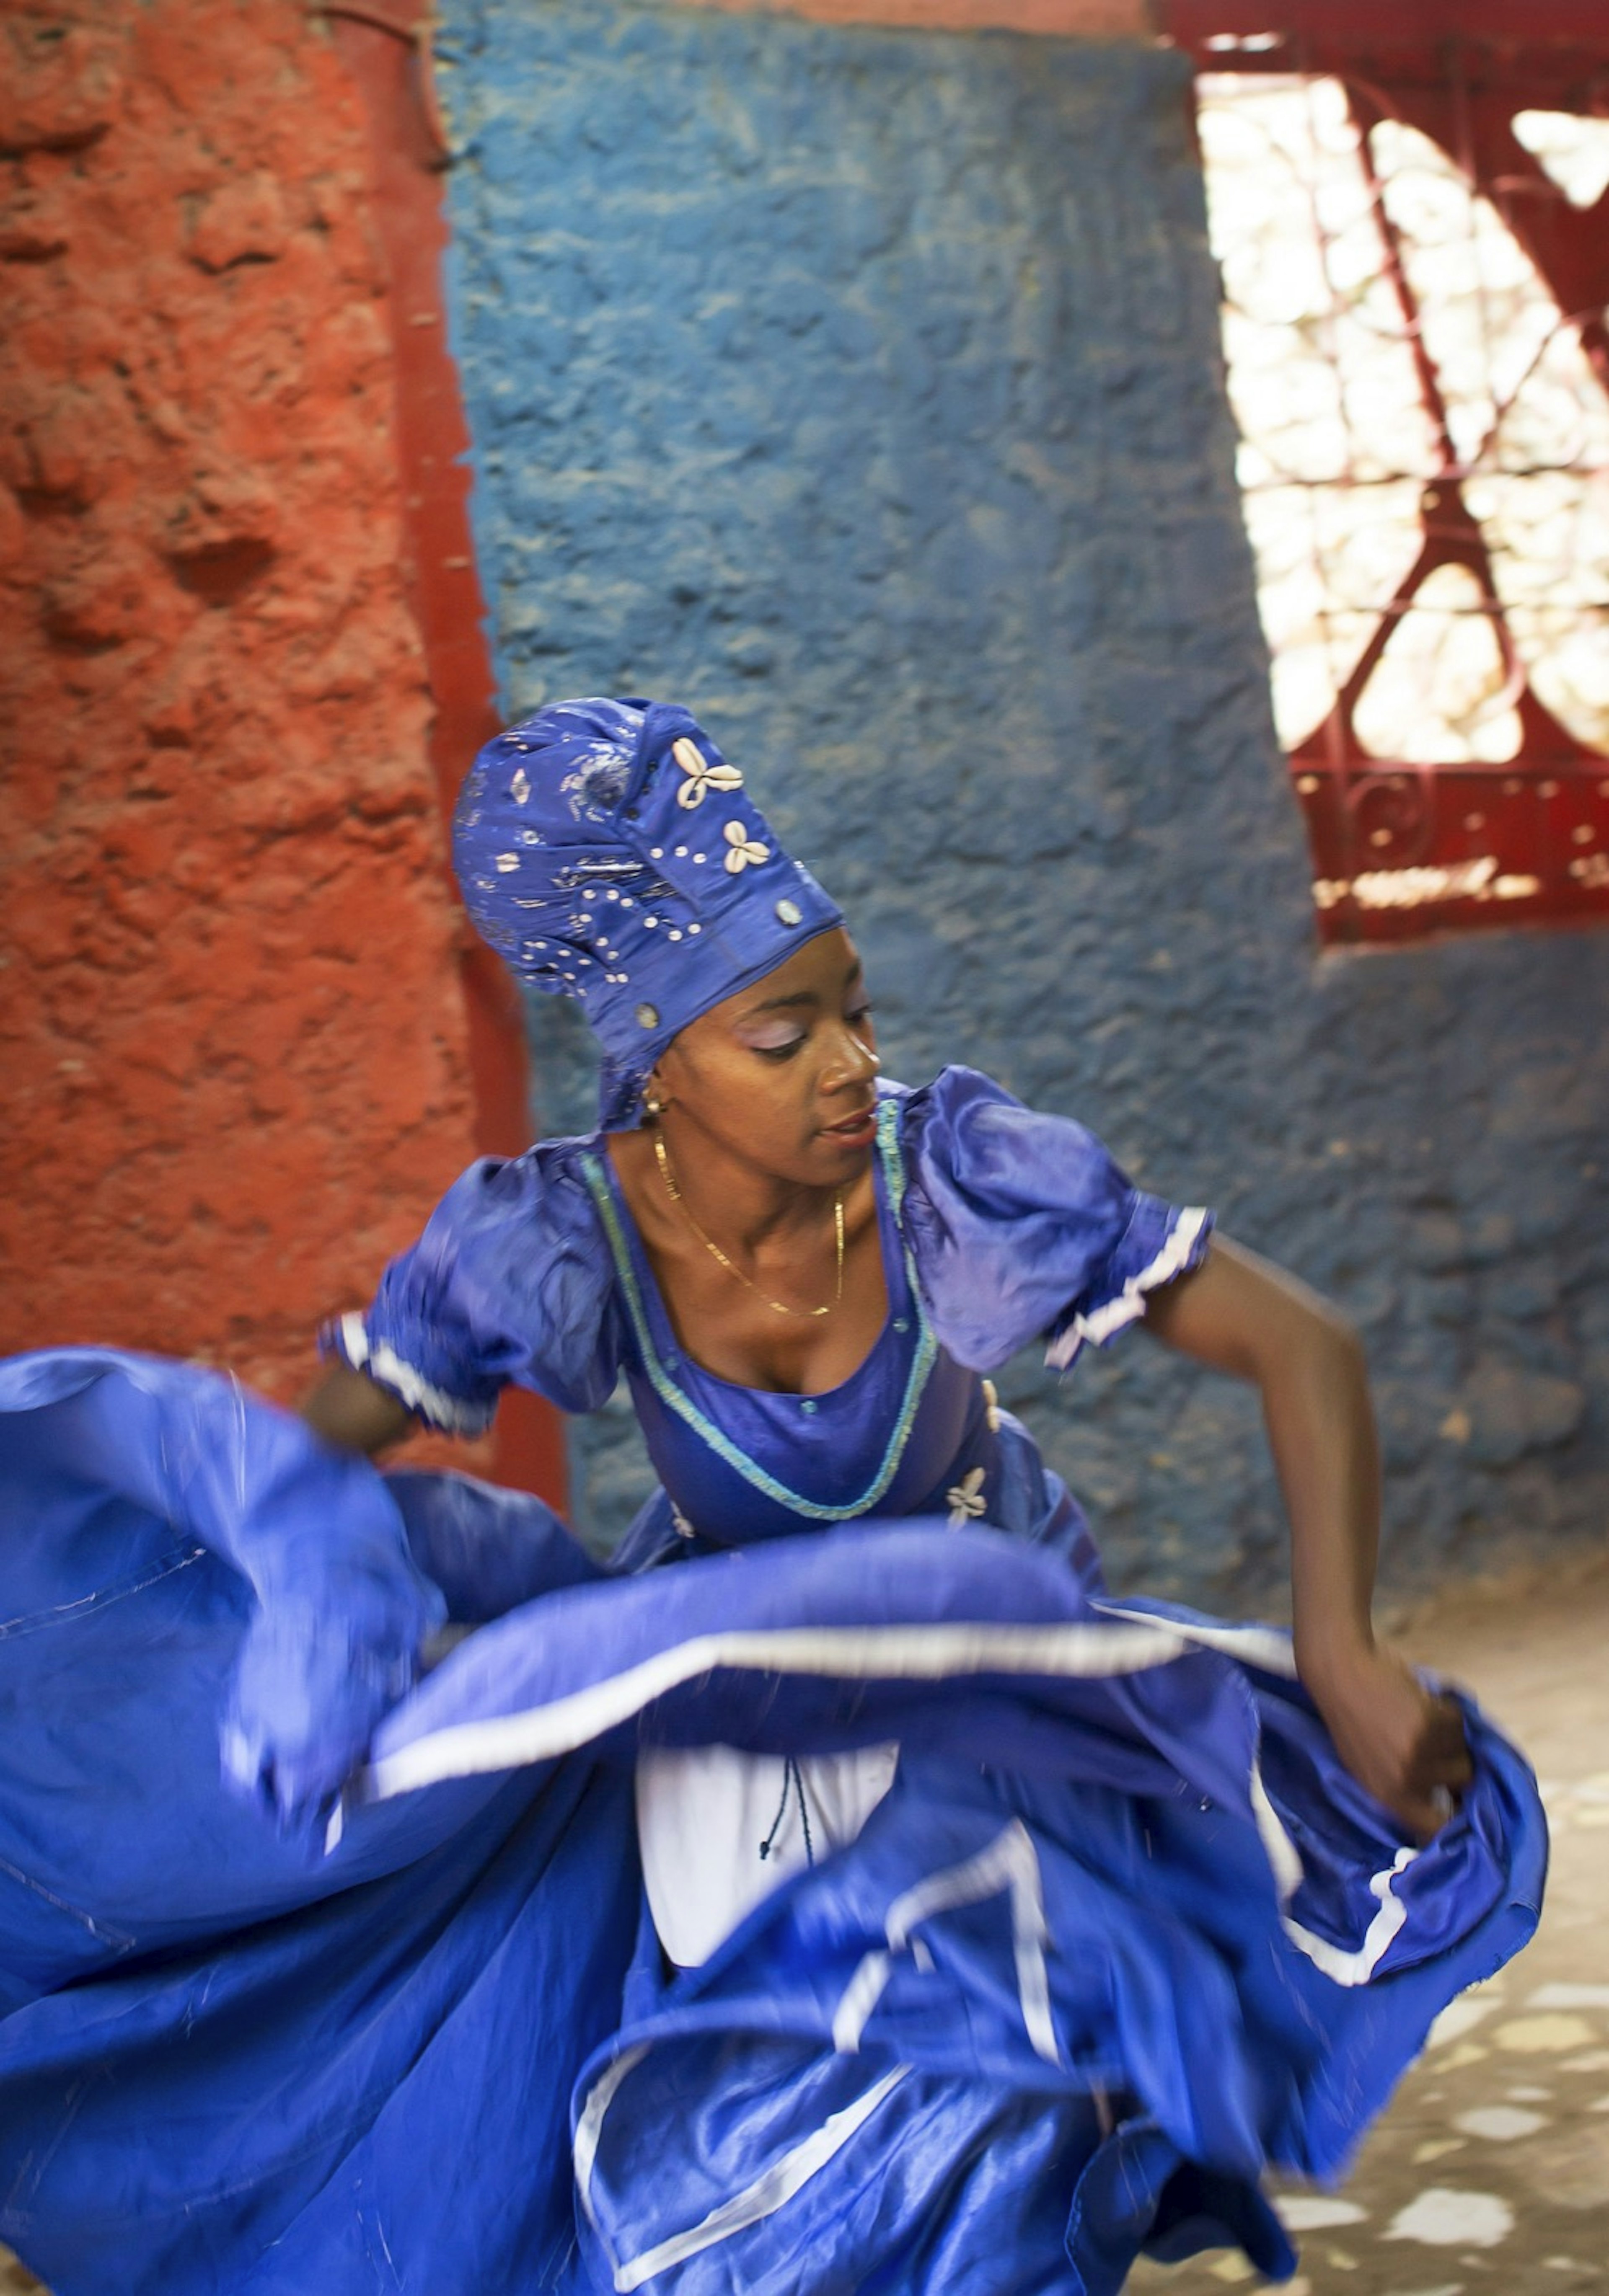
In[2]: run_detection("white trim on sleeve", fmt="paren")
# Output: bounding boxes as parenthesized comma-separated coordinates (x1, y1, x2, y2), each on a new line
(1044, 1205, 1211, 1370)
(334, 1312, 493, 1436)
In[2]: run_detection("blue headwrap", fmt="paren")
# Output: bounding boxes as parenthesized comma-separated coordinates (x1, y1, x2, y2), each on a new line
(453, 698, 844, 1129)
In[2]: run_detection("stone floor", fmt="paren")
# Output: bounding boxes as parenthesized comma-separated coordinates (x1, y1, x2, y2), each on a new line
(3, 1560, 1606, 2294)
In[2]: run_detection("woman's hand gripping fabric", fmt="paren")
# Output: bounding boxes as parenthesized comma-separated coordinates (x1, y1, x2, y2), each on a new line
(1304, 1642, 1475, 1842)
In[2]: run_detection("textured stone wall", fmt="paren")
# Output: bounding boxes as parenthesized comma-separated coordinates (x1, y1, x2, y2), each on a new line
(0, 2, 481, 1408)
(676, 0, 1151, 28)
(435, 0, 1609, 1606)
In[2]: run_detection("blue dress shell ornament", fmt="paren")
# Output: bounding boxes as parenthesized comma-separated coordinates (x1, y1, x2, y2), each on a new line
(0, 701, 1544, 2296)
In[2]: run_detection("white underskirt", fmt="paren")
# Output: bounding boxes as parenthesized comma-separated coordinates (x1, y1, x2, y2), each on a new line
(636, 1741, 900, 1971)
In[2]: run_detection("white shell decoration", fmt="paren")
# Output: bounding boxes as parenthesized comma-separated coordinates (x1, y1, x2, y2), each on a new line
(723, 820, 771, 874)
(673, 735, 744, 810)
(945, 1467, 988, 1529)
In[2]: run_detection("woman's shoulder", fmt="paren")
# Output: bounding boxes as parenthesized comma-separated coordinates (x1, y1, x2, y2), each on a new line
(881, 1064, 1025, 1120)
(882, 1067, 1212, 1374)
(402, 1131, 619, 1347)
(337, 1130, 622, 1429)
(428, 1129, 610, 1239)
(882, 1064, 1108, 1175)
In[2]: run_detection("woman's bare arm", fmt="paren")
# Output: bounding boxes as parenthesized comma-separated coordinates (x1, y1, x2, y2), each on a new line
(1143, 1234, 1472, 1837)
(299, 1362, 416, 1457)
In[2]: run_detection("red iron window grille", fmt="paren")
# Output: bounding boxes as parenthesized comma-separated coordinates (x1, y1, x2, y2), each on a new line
(1169, 4, 1609, 945)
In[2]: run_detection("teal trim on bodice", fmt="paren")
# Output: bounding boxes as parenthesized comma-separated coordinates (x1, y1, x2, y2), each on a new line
(580, 1103, 938, 1524)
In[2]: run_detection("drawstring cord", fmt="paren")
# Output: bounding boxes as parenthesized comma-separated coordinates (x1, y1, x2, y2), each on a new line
(758, 1757, 815, 1867)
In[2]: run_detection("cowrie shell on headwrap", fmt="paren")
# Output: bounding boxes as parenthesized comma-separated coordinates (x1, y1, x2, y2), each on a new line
(723, 819, 771, 873)
(673, 736, 743, 810)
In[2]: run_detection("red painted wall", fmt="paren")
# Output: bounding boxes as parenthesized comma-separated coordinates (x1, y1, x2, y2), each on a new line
(0, 2, 489, 1443)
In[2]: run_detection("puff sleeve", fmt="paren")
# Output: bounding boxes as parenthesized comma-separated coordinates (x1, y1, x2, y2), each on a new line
(898, 1067, 1212, 1374)
(323, 1142, 621, 1432)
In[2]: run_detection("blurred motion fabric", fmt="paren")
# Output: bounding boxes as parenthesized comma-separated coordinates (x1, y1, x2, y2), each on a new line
(0, 1352, 1543, 2294)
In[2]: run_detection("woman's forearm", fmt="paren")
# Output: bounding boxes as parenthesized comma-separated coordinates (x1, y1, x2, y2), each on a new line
(1256, 1310, 1380, 1686)
(1144, 1235, 1380, 1663)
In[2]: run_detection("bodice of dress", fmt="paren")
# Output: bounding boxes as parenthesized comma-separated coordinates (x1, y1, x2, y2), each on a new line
(329, 1066, 1213, 1571)
(579, 1103, 993, 1552)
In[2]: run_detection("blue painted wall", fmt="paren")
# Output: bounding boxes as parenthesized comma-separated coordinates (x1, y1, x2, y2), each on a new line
(433, 0, 1609, 1606)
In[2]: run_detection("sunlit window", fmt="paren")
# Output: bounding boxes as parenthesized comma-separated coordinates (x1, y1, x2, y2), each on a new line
(1196, 75, 1609, 939)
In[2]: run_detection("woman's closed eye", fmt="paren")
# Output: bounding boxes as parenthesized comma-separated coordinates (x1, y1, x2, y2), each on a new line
(742, 997, 872, 1061)
(747, 1028, 807, 1061)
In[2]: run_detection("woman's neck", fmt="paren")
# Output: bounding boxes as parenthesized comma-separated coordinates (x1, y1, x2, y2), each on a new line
(651, 1111, 840, 1253)
(604, 1118, 887, 1395)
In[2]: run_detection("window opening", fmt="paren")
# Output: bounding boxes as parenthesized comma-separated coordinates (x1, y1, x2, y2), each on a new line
(1511, 113, 1609, 212)
(1178, 12, 1609, 944)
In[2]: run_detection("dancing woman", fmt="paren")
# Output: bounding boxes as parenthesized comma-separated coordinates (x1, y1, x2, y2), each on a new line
(0, 699, 1541, 2296)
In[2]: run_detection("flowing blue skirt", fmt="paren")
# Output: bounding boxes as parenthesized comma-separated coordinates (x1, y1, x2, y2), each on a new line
(0, 1352, 1544, 2295)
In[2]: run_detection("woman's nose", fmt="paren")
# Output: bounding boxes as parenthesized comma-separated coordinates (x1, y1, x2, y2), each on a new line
(827, 1025, 880, 1086)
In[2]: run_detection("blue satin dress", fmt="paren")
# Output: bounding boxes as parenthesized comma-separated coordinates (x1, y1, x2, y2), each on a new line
(0, 1070, 1544, 2296)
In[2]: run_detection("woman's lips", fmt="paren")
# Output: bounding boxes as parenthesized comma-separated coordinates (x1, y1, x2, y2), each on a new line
(822, 1106, 877, 1142)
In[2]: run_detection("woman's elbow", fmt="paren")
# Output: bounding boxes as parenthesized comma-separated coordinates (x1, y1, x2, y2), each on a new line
(1282, 1294, 1368, 1394)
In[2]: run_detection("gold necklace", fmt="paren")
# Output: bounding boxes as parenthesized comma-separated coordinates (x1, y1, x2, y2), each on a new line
(653, 1129, 845, 1319)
